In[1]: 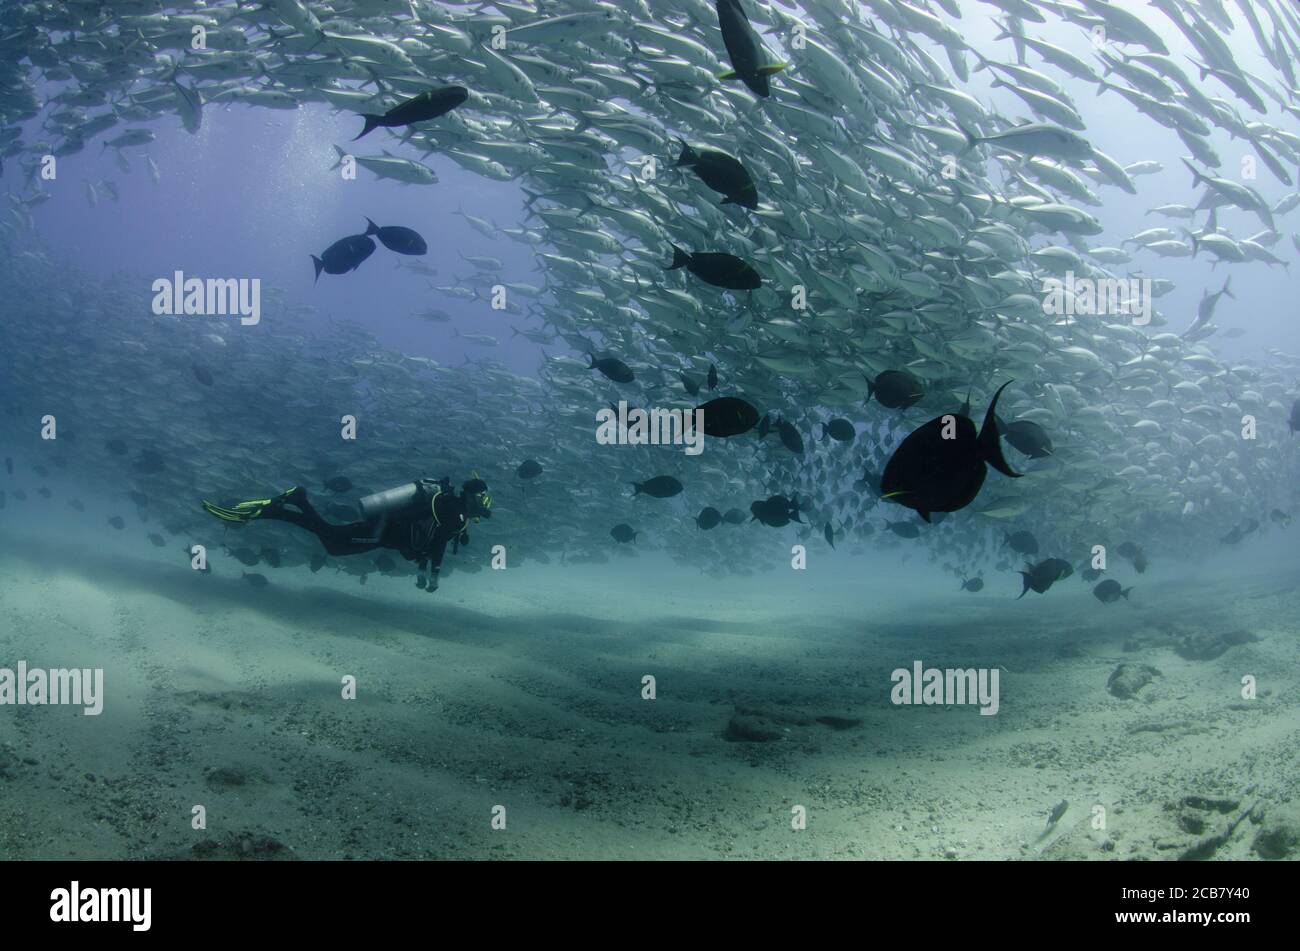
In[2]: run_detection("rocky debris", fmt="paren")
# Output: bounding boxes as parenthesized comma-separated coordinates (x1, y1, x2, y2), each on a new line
(1107, 663, 1161, 699)
(1172, 793, 1256, 860)
(1174, 629, 1259, 661)
(1251, 802, 1300, 860)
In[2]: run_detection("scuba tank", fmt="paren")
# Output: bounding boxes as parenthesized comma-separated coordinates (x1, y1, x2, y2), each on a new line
(358, 478, 443, 521)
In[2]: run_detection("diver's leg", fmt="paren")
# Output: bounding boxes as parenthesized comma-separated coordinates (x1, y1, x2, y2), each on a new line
(257, 490, 383, 557)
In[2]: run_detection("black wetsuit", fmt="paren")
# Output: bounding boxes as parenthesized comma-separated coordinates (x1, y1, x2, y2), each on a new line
(264, 481, 472, 588)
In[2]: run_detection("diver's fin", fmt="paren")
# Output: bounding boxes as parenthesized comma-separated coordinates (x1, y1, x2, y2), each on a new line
(758, 62, 788, 76)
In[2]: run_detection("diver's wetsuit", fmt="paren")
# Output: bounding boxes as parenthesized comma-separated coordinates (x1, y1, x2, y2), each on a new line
(263, 481, 475, 590)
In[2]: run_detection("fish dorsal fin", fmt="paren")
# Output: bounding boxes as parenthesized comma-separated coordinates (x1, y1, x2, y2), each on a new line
(980, 381, 1021, 479)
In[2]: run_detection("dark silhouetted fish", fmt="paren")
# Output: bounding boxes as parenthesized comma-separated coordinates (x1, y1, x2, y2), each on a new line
(241, 571, 269, 588)
(697, 397, 760, 437)
(1093, 580, 1131, 603)
(324, 476, 353, 493)
(675, 141, 758, 208)
(750, 494, 800, 527)
(517, 460, 543, 480)
(867, 370, 925, 409)
(775, 419, 804, 454)
(819, 419, 855, 443)
(588, 353, 634, 383)
(631, 475, 683, 498)
(961, 577, 984, 592)
(312, 234, 376, 282)
(1017, 558, 1073, 598)
(696, 506, 722, 530)
(192, 364, 214, 386)
(1004, 530, 1039, 555)
(715, 0, 786, 98)
(353, 85, 469, 140)
(665, 245, 761, 289)
(610, 523, 638, 543)
(364, 218, 427, 255)
(880, 382, 1020, 522)
(722, 507, 747, 525)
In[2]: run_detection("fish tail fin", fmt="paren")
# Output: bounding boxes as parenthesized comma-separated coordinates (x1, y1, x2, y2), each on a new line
(675, 140, 694, 167)
(364, 217, 378, 236)
(630, 482, 641, 496)
(957, 124, 980, 154)
(1016, 572, 1030, 599)
(311, 255, 323, 282)
(329, 144, 347, 171)
(352, 115, 380, 141)
(980, 381, 1021, 478)
(1122, 587, 1132, 599)
(1222, 275, 1234, 299)
(666, 244, 689, 270)
(1182, 157, 1206, 188)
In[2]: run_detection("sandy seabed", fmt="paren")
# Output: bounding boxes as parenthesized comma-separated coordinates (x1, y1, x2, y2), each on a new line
(0, 531, 1296, 861)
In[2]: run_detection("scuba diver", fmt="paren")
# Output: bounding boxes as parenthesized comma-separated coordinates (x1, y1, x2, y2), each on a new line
(201, 476, 492, 593)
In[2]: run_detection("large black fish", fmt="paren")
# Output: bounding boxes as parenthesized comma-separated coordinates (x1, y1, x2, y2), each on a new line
(364, 218, 427, 255)
(666, 245, 761, 290)
(312, 234, 375, 282)
(818, 419, 855, 443)
(353, 85, 469, 140)
(750, 494, 801, 527)
(867, 370, 925, 409)
(880, 382, 1021, 522)
(696, 506, 722, 530)
(715, 0, 786, 98)
(776, 419, 804, 454)
(631, 476, 683, 498)
(697, 397, 760, 437)
(675, 142, 758, 208)
(588, 353, 634, 383)
(1017, 558, 1073, 599)
(1093, 580, 1132, 603)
